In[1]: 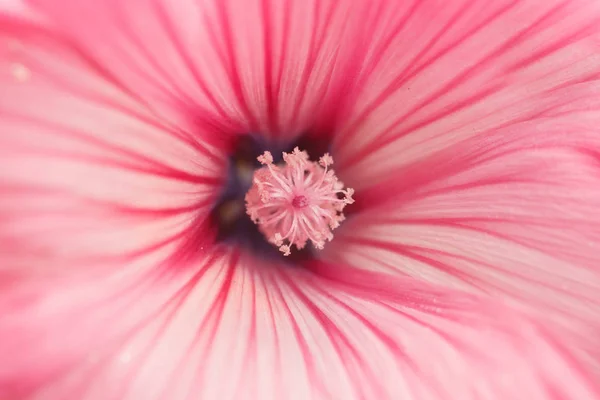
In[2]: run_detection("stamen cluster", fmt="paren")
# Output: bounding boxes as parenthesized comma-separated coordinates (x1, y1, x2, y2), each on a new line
(245, 148, 354, 256)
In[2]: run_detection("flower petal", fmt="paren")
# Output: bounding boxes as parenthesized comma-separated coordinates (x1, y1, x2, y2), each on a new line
(325, 0, 600, 188)
(328, 107, 600, 371)
(312, 0, 600, 376)
(0, 17, 222, 271)
(21, 0, 600, 152)
(2, 252, 599, 399)
(0, 0, 25, 15)
(20, 0, 378, 141)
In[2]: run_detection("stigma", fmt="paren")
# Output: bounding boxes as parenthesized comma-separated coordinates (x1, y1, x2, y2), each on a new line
(245, 147, 354, 256)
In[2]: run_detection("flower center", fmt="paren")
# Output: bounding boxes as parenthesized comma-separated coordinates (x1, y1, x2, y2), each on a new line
(292, 195, 309, 208)
(245, 147, 354, 256)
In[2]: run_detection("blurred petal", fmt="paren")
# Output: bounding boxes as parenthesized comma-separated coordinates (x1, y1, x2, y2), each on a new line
(0, 0, 24, 14)
(2, 252, 599, 400)
(0, 17, 223, 271)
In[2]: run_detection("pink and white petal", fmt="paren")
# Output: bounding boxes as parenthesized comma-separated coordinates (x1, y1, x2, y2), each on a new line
(0, 0, 25, 15)
(3, 251, 599, 400)
(20, 0, 372, 141)
(300, 262, 600, 399)
(330, 0, 600, 188)
(0, 247, 228, 399)
(0, 17, 223, 272)
(326, 107, 600, 371)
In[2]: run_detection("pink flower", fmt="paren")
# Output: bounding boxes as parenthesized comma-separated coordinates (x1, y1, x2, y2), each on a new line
(1, 0, 600, 398)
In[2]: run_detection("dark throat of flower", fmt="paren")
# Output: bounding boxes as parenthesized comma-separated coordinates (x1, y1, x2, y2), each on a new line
(210, 133, 353, 263)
